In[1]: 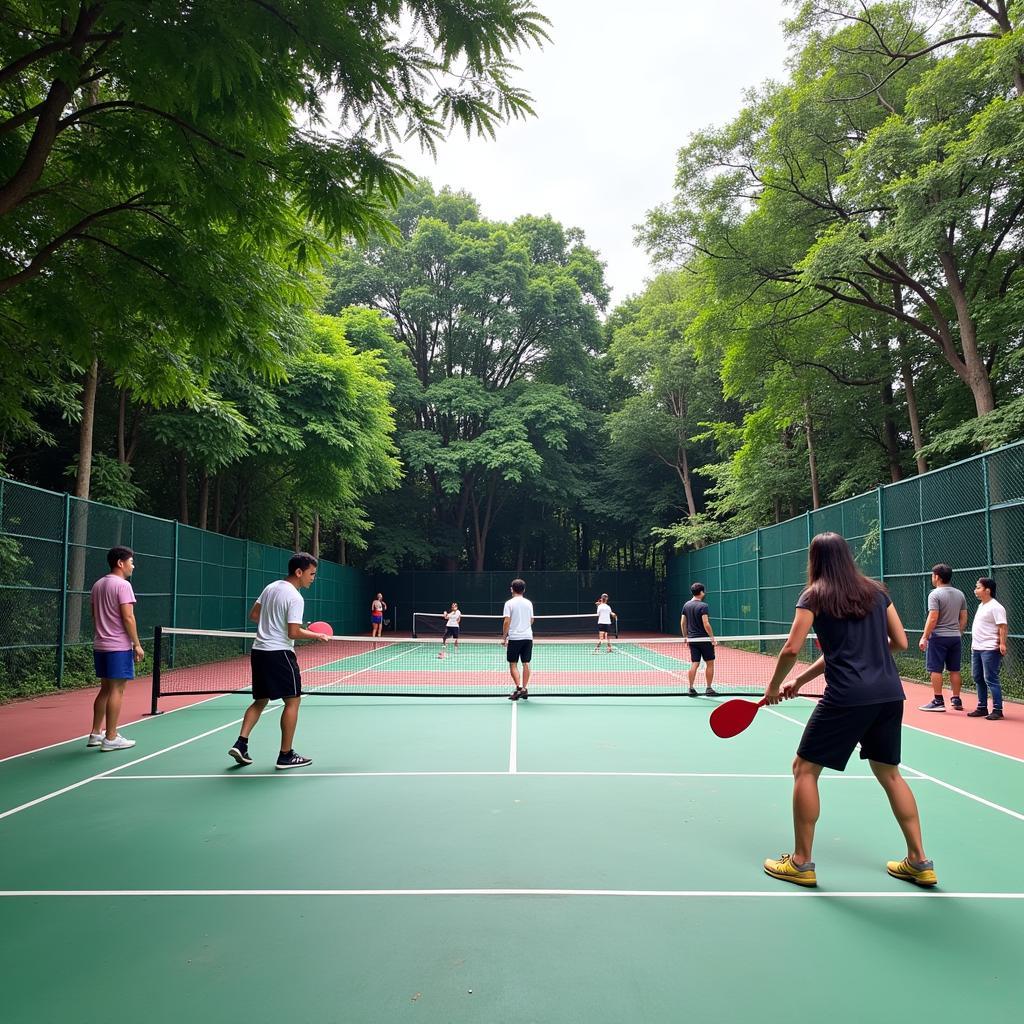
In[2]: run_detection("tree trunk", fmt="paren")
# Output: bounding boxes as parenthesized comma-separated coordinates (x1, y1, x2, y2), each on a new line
(312, 512, 320, 559)
(117, 389, 128, 464)
(579, 521, 590, 571)
(892, 287, 927, 473)
(177, 455, 189, 524)
(679, 445, 698, 518)
(804, 399, 821, 510)
(197, 470, 209, 530)
(66, 358, 100, 644)
(212, 476, 222, 533)
(292, 510, 301, 552)
(879, 381, 904, 482)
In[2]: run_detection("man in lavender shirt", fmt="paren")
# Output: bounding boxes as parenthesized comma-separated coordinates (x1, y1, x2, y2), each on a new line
(87, 546, 145, 751)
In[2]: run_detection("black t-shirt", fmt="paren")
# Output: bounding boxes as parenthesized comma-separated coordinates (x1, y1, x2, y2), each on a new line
(682, 599, 710, 638)
(796, 587, 904, 707)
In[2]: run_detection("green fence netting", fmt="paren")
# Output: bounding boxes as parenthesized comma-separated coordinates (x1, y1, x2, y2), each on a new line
(666, 440, 1024, 698)
(0, 478, 371, 699)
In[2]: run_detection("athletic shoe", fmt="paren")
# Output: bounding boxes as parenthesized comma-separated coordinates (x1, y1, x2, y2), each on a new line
(705, 687, 718, 697)
(763, 854, 817, 887)
(275, 751, 312, 770)
(229, 744, 253, 766)
(887, 857, 937, 887)
(986, 709, 1004, 721)
(508, 688, 523, 701)
(918, 698, 946, 712)
(967, 707, 989, 717)
(688, 687, 698, 697)
(86, 732, 104, 747)
(519, 690, 529, 701)
(100, 734, 136, 752)
(950, 696, 963, 710)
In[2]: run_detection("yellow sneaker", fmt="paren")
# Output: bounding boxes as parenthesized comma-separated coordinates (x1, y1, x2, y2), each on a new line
(887, 857, 937, 887)
(763, 853, 817, 887)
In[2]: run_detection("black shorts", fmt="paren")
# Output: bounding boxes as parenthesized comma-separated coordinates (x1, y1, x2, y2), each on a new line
(445, 627, 460, 639)
(925, 634, 962, 673)
(506, 638, 533, 664)
(251, 649, 302, 701)
(597, 622, 613, 635)
(797, 699, 903, 772)
(687, 640, 715, 663)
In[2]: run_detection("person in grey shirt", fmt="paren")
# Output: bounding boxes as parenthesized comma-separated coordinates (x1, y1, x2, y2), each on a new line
(918, 563, 968, 712)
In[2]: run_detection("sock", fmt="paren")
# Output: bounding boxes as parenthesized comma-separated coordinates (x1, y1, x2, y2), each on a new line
(235, 735, 248, 748)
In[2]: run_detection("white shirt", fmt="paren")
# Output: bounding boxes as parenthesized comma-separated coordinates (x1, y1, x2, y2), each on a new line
(972, 599, 1007, 651)
(503, 596, 534, 640)
(252, 580, 304, 651)
(597, 603, 613, 625)
(445, 610, 462, 626)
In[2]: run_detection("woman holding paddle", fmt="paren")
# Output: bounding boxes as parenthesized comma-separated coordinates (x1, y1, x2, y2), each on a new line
(760, 532, 935, 889)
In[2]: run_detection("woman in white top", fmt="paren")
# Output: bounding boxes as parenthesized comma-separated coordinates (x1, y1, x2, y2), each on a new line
(441, 602, 462, 652)
(594, 594, 617, 653)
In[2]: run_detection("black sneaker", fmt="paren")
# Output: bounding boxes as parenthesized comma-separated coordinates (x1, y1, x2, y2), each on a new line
(688, 687, 698, 697)
(950, 696, 964, 711)
(508, 688, 523, 701)
(705, 687, 718, 697)
(967, 707, 989, 717)
(918, 698, 946, 712)
(275, 750, 313, 770)
(228, 743, 253, 766)
(519, 689, 529, 701)
(986, 709, 1004, 721)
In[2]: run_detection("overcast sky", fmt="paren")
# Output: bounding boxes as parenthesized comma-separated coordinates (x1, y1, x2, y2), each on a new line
(397, 0, 793, 307)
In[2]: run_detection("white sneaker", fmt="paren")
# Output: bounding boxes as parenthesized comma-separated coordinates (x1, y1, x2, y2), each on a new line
(86, 732, 104, 747)
(100, 734, 136, 751)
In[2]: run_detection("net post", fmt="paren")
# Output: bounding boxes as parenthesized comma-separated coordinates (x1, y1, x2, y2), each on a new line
(411, 612, 417, 639)
(148, 626, 163, 715)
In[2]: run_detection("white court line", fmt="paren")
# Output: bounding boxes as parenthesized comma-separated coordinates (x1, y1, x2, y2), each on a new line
(1, 887, 1021, 900)
(614, 643, 693, 688)
(509, 700, 518, 774)
(902, 721, 1024, 765)
(0, 717, 246, 822)
(766, 705, 1024, 823)
(98, 770, 890, 781)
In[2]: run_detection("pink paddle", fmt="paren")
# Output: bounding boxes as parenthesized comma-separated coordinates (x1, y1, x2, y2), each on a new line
(710, 697, 768, 738)
(308, 621, 334, 636)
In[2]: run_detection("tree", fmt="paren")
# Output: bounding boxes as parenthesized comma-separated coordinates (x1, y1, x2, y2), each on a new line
(0, 0, 550, 447)
(642, 3, 1024, 422)
(328, 181, 609, 570)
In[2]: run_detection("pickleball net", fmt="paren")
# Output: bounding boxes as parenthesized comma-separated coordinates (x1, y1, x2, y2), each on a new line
(151, 627, 825, 710)
(412, 611, 619, 638)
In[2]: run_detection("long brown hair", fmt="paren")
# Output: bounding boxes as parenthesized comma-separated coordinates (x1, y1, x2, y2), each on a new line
(803, 532, 885, 619)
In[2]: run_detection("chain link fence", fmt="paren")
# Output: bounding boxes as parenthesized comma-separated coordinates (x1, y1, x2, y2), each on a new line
(667, 440, 1024, 699)
(0, 477, 371, 700)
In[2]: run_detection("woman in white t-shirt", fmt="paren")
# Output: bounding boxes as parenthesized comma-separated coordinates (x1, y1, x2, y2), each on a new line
(594, 594, 617, 653)
(441, 602, 462, 652)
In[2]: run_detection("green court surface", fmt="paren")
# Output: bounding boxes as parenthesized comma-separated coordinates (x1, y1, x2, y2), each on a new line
(2, 695, 1021, 1023)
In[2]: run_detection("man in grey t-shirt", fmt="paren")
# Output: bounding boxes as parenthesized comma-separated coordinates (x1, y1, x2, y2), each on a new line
(918, 563, 968, 712)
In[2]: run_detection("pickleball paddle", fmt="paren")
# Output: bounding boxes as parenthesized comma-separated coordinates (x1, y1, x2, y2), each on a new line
(308, 620, 334, 636)
(710, 697, 768, 738)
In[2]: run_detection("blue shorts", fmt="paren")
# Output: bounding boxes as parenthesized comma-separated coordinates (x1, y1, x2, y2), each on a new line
(925, 634, 962, 673)
(94, 649, 135, 680)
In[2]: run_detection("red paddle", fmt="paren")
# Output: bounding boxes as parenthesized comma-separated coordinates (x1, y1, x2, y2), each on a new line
(710, 697, 768, 738)
(308, 621, 334, 637)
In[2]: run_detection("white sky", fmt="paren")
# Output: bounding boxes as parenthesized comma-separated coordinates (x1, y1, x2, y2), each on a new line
(397, 0, 793, 307)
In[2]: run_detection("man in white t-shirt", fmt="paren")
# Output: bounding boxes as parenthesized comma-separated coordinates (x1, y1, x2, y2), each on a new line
(503, 578, 535, 700)
(594, 593, 616, 653)
(967, 576, 1009, 721)
(228, 552, 329, 769)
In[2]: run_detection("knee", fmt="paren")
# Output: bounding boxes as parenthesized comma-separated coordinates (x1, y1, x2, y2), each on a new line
(791, 756, 817, 780)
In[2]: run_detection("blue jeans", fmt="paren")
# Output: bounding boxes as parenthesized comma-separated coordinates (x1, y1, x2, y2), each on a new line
(971, 650, 1003, 710)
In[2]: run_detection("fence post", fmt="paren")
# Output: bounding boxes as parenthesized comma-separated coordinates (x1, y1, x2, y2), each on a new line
(56, 492, 71, 688)
(805, 509, 812, 546)
(876, 486, 886, 584)
(982, 454, 993, 576)
(169, 520, 180, 667)
(754, 528, 762, 637)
